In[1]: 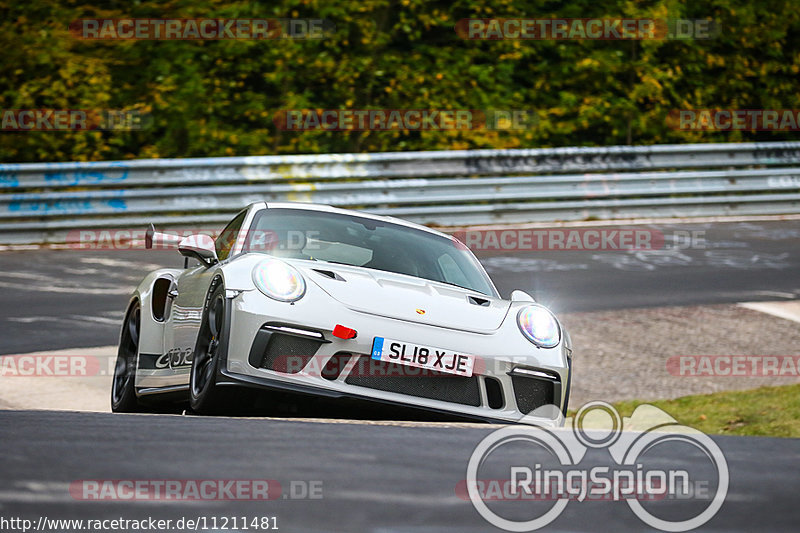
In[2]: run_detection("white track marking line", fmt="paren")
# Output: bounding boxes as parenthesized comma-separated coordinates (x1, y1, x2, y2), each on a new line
(0, 280, 131, 295)
(0, 346, 116, 413)
(440, 213, 800, 231)
(748, 290, 797, 299)
(739, 301, 800, 324)
(79, 257, 164, 270)
(7, 315, 120, 326)
(67, 315, 121, 325)
(8, 316, 59, 324)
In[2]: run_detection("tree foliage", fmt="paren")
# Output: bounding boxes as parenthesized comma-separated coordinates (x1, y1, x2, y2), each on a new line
(0, 0, 798, 162)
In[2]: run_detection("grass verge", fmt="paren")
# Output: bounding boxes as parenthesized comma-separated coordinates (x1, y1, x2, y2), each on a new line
(606, 384, 800, 438)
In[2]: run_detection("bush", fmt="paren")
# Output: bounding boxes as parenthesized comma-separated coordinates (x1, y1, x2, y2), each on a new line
(1, 0, 798, 162)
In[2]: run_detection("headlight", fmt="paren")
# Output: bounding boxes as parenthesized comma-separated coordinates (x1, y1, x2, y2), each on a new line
(517, 304, 561, 348)
(252, 259, 306, 302)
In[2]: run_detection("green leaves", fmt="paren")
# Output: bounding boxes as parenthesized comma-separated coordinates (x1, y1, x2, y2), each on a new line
(1, 0, 799, 162)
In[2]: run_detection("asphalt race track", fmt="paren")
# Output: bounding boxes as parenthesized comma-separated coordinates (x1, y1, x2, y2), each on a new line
(1, 219, 800, 354)
(1, 218, 800, 532)
(1, 410, 799, 532)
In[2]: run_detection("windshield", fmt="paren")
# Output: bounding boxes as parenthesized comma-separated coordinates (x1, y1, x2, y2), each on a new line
(244, 208, 497, 297)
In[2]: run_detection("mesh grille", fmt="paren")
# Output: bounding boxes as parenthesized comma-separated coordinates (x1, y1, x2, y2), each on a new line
(511, 376, 555, 414)
(345, 355, 481, 407)
(321, 352, 352, 381)
(260, 333, 322, 373)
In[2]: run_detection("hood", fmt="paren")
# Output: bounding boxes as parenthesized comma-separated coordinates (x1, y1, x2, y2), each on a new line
(294, 261, 511, 333)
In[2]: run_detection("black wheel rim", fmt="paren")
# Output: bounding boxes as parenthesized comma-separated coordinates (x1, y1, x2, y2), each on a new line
(112, 306, 139, 405)
(192, 294, 224, 397)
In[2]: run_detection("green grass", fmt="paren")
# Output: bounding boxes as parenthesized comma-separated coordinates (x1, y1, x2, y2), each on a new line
(568, 384, 800, 438)
(608, 384, 800, 438)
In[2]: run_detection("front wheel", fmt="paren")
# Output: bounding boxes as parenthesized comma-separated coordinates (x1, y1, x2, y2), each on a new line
(189, 285, 229, 414)
(111, 302, 144, 412)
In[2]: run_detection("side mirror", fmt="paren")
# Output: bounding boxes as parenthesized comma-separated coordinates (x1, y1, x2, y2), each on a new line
(178, 234, 218, 267)
(510, 290, 535, 302)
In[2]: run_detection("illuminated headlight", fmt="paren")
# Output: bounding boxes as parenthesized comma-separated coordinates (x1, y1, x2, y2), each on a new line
(252, 259, 306, 302)
(517, 304, 561, 348)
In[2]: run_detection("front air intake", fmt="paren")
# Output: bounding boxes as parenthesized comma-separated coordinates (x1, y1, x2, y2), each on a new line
(248, 325, 326, 373)
(344, 355, 481, 407)
(511, 375, 556, 414)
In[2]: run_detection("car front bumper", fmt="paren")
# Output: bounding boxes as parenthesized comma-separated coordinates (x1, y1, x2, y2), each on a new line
(223, 289, 572, 425)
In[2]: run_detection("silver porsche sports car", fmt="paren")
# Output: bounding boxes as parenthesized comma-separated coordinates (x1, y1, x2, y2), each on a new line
(112, 202, 572, 423)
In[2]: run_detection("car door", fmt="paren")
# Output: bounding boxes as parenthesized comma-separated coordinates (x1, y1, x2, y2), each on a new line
(162, 212, 248, 385)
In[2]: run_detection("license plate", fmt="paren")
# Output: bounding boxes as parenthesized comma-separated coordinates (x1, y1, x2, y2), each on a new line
(371, 337, 475, 377)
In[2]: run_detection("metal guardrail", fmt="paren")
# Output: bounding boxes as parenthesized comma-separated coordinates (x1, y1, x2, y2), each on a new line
(1, 141, 800, 244)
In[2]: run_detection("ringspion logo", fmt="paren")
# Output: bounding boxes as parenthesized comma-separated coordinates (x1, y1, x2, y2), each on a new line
(464, 402, 728, 531)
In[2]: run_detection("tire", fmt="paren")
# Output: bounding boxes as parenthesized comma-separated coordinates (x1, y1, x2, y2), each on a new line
(111, 302, 145, 413)
(189, 284, 230, 414)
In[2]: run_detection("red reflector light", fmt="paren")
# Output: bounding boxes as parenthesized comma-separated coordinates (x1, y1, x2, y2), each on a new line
(332, 324, 357, 339)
